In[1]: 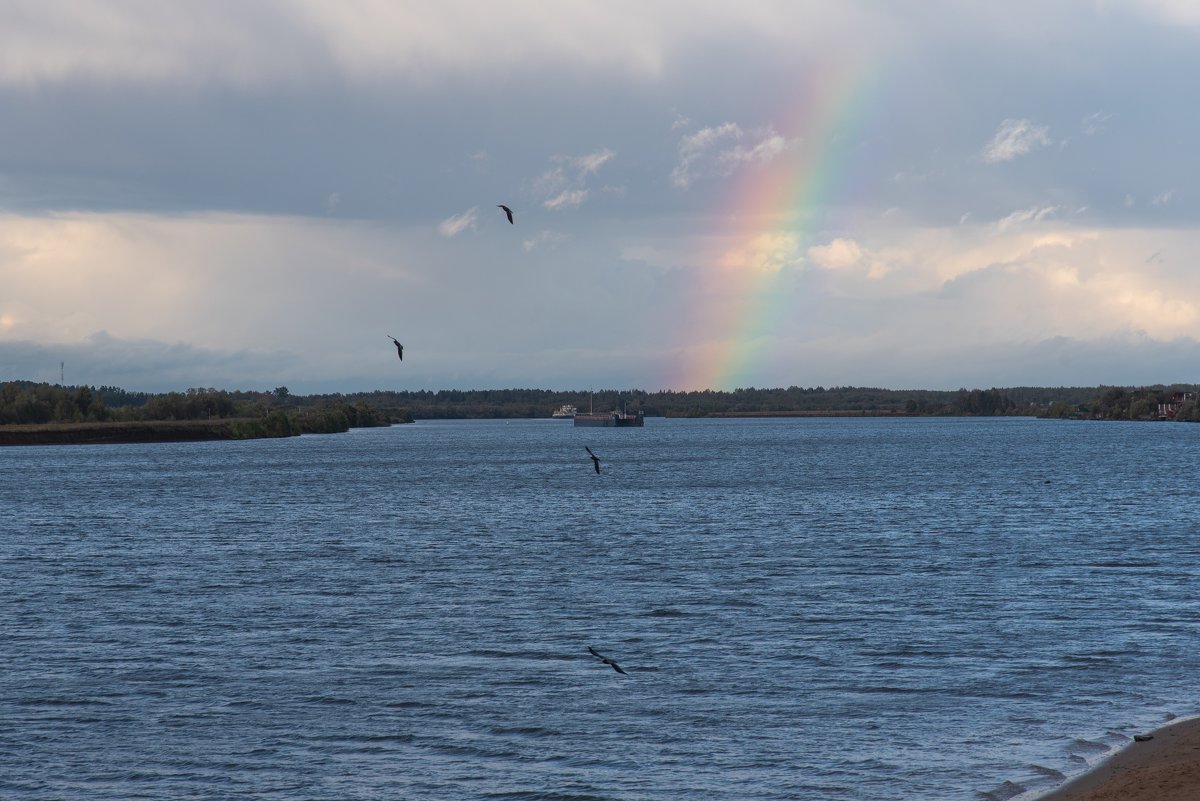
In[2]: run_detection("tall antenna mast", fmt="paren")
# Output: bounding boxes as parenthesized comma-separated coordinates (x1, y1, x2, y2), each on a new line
(61, 361, 64, 384)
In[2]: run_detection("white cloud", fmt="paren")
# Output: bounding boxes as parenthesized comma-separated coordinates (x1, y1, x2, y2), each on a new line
(533, 167, 569, 197)
(982, 118, 1052, 163)
(672, 123, 795, 189)
(717, 131, 793, 169)
(806, 237, 903, 281)
(808, 238, 865, 271)
(438, 207, 478, 237)
(544, 190, 588, 210)
(718, 232, 801, 273)
(996, 205, 1060, 232)
(1152, 189, 1175, 206)
(1081, 111, 1112, 136)
(533, 149, 613, 210)
(571, 148, 615, 176)
(672, 122, 742, 188)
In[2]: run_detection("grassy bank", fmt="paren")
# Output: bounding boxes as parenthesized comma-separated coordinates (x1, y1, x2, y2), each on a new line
(0, 418, 296, 446)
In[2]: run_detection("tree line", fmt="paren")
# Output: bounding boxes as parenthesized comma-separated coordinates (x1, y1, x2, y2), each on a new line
(0, 382, 412, 433)
(1041, 386, 1200, 421)
(2, 381, 1196, 426)
(305, 384, 1197, 419)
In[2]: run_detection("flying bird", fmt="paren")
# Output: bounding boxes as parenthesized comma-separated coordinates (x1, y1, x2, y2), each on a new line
(498, 204, 514, 224)
(588, 646, 627, 675)
(585, 446, 600, 474)
(387, 335, 403, 361)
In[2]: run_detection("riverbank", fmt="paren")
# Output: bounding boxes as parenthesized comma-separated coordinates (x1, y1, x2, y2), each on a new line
(0, 419, 274, 445)
(1034, 716, 1200, 801)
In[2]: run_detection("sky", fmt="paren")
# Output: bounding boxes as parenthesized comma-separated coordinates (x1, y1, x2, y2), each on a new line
(2, 0, 1200, 394)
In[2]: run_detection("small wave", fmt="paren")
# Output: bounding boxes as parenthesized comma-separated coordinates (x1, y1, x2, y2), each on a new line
(29, 714, 111, 724)
(1029, 764, 1067, 781)
(15, 697, 114, 707)
(675, 686, 716, 696)
(117, 668, 196, 683)
(384, 700, 436, 709)
(976, 780, 1024, 801)
(1060, 649, 1139, 665)
(851, 685, 945, 696)
(465, 649, 575, 661)
(489, 725, 561, 738)
(1067, 738, 1111, 756)
(336, 733, 417, 745)
(302, 695, 357, 705)
(222, 699, 265, 709)
(422, 741, 520, 759)
(640, 608, 688, 617)
(482, 792, 609, 801)
(862, 646, 952, 658)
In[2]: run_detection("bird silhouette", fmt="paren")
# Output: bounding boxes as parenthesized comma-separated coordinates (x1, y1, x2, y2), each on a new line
(498, 204, 514, 224)
(585, 446, 600, 474)
(387, 335, 403, 361)
(588, 646, 627, 675)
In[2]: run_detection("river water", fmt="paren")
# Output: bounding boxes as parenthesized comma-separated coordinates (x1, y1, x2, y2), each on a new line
(2, 417, 1198, 800)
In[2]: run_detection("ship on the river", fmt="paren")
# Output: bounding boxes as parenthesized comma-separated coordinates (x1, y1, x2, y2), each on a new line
(573, 403, 644, 427)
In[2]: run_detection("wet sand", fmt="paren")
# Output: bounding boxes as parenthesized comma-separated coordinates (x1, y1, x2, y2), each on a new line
(1035, 716, 1200, 801)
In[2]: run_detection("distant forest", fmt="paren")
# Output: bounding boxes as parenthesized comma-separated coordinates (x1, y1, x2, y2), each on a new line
(0, 382, 411, 434)
(1, 381, 1197, 426)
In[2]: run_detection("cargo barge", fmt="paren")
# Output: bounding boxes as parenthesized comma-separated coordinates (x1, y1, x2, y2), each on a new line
(573, 407, 644, 427)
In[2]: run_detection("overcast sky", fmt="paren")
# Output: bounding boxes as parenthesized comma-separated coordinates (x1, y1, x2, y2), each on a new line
(2, 0, 1199, 393)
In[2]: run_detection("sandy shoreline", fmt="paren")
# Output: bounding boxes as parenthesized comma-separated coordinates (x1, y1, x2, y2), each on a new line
(1032, 716, 1200, 801)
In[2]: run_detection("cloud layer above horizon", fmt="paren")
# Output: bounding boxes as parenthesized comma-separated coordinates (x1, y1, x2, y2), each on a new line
(2, 1, 1199, 393)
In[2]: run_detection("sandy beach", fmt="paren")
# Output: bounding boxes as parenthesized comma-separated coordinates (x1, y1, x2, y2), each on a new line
(1034, 716, 1200, 801)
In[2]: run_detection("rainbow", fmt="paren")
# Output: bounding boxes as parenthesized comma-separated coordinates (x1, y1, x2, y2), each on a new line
(669, 63, 878, 391)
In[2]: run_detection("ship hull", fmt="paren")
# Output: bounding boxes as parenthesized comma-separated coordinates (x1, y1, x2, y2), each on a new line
(573, 412, 644, 427)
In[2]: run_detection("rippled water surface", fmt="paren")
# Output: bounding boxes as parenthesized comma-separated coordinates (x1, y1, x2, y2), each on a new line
(2, 417, 1198, 800)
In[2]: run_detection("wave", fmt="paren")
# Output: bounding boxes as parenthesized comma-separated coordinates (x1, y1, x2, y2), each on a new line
(977, 779, 1025, 801)
(489, 725, 562, 738)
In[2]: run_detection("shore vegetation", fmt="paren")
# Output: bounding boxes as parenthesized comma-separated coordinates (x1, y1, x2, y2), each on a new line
(0, 383, 413, 445)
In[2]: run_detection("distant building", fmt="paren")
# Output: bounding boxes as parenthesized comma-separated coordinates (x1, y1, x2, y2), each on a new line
(1157, 391, 1196, 420)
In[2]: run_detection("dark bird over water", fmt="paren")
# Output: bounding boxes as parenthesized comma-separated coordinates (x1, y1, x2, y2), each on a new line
(498, 204, 514, 224)
(588, 646, 627, 675)
(585, 446, 600, 474)
(387, 335, 403, 361)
